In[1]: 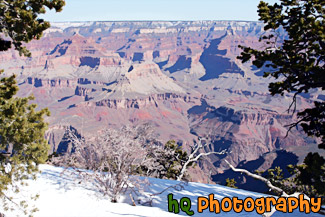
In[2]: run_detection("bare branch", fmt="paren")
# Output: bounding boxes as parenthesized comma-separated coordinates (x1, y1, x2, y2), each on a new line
(138, 182, 187, 207)
(287, 92, 299, 115)
(54, 125, 161, 203)
(225, 160, 284, 195)
(150, 182, 186, 197)
(284, 118, 306, 138)
(177, 138, 226, 181)
(224, 160, 313, 217)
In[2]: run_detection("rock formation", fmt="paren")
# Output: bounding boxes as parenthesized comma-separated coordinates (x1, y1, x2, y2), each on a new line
(0, 21, 321, 184)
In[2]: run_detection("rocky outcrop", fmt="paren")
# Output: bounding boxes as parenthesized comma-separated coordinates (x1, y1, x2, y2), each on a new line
(188, 102, 314, 172)
(27, 77, 78, 88)
(45, 125, 82, 154)
(75, 86, 96, 97)
(91, 93, 191, 109)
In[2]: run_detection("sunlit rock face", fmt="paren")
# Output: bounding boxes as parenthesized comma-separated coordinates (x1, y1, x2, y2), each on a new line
(1, 21, 319, 183)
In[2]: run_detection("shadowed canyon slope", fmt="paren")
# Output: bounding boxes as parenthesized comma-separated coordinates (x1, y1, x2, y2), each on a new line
(0, 21, 321, 184)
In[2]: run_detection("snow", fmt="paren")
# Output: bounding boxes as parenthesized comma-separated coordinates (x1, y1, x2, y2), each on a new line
(4, 163, 11, 174)
(2, 164, 321, 217)
(50, 22, 93, 29)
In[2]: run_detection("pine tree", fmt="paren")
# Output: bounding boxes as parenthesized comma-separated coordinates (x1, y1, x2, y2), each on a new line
(235, 1, 324, 209)
(238, 0, 325, 149)
(157, 140, 193, 180)
(0, 0, 65, 214)
(0, 0, 65, 56)
(288, 153, 325, 199)
(0, 71, 50, 213)
(253, 156, 324, 201)
(225, 178, 237, 189)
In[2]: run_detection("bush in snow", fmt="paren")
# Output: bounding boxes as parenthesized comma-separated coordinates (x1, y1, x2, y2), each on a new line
(53, 124, 160, 202)
(50, 125, 228, 203)
(139, 140, 194, 181)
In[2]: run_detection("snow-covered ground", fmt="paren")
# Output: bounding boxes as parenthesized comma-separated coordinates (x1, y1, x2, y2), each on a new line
(2, 165, 321, 217)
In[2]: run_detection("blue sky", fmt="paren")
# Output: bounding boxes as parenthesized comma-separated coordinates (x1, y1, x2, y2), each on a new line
(41, 0, 280, 22)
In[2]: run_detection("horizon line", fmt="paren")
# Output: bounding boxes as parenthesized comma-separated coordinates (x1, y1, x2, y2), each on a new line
(49, 19, 263, 23)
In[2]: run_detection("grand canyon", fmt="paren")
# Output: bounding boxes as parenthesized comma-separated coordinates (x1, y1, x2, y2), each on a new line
(0, 21, 321, 190)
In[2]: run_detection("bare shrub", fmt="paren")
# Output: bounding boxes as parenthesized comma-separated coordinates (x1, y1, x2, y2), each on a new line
(53, 124, 159, 202)
(51, 126, 228, 203)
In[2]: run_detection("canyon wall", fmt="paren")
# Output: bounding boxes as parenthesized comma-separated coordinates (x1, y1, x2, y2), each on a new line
(0, 21, 320, 183)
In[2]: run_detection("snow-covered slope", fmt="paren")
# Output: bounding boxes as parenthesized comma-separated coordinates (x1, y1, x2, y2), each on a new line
(2, 165, 321, 217)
